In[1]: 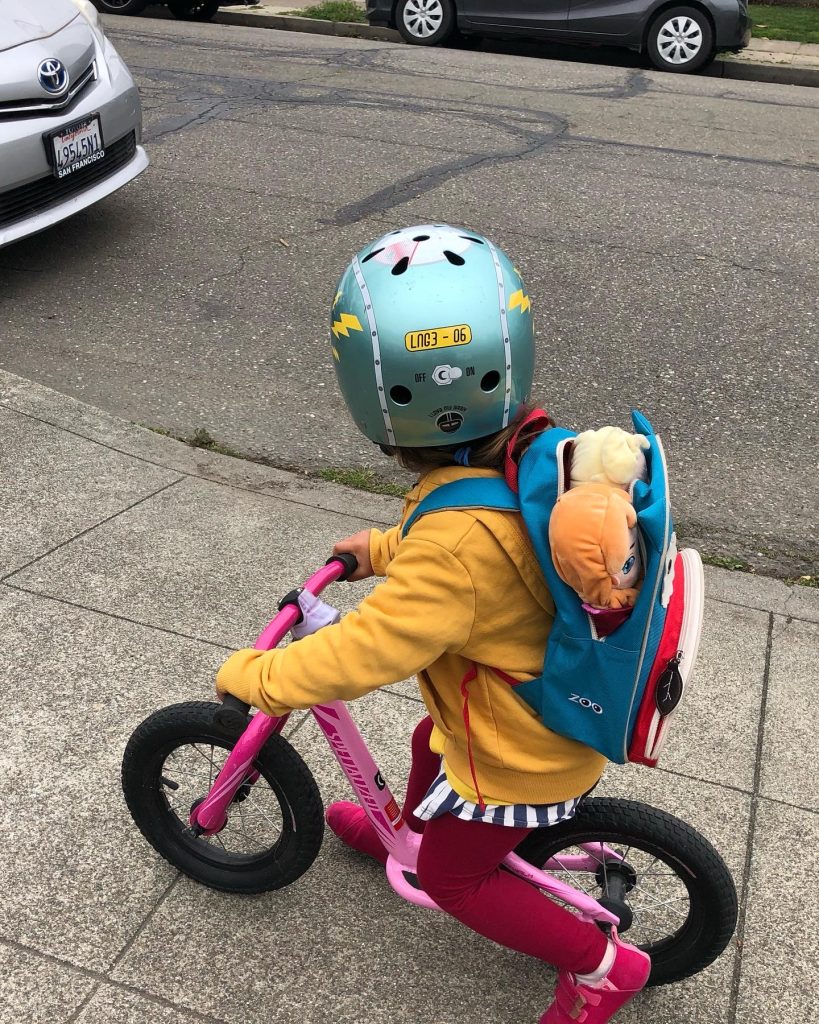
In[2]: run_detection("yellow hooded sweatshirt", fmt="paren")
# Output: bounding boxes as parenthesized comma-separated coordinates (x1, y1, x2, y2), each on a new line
(216, 465, 606, 806)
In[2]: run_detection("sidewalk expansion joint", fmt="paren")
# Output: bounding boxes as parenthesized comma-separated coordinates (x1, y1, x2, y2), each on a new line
(708, 595, 819, 627)
(756, 791, 819, 817)
(0, 581, 239, 652)
(109, 873, 182, 974)
(727, 610, 774, 1023)
(64, 981, 102, 1024)
(619, 763, 816, 817)
(377, 686, 424, 707)
(0, 935, 230, 1024)
(0, 478, 185, 587)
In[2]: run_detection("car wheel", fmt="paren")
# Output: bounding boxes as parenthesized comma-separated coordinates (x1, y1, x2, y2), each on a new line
(93, 0, 150, 14)
(646, 6, 714, 72)
(167, 0, 221, 20)
(395, 0, 455, 46)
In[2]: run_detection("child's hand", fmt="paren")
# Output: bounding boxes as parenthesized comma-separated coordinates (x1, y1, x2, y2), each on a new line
(333, 530, 374, 581)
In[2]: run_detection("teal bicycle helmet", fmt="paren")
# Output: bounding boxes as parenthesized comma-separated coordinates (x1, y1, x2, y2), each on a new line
(330, 224, 534, 448)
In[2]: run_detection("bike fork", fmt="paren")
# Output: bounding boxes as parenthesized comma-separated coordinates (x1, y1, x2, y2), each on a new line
(190, 711, 288, 836)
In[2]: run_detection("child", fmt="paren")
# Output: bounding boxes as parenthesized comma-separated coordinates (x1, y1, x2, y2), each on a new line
(216, 224, 651, 1024)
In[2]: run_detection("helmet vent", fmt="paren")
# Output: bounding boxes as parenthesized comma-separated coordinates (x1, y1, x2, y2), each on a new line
(362, 247, 385, 263)
(390, 385, 412, 405)
(413, 234, 430, 242)
(443, 250, 466, 266)
(391, 256, 411, 276)
(460, 235, 485, 244)
(480, 371, 501, 392)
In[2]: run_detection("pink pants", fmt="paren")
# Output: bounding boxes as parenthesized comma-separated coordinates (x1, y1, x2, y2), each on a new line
(407, 716, 608, 976)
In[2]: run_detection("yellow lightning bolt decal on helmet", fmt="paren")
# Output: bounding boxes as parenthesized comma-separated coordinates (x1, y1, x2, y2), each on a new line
(331, 313, 364, 339)
(333, 290, 343, 309)
(332, 313, 363, 338)
(508, 289, 531, 314)
(331, 345, 340, 361)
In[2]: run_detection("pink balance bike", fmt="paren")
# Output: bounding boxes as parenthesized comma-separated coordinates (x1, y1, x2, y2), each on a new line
(122, 555, 737, 988)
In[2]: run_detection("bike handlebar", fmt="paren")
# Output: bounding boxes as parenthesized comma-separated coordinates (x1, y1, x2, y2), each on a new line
(327, 551, 358, 581)
(213, 553, 359, 730)
(215, 692, 252, 730)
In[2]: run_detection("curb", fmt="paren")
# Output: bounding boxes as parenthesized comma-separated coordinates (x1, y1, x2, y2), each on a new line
(707, 56, 819, 88)
(212, 10, 401, 41)
(210, 11, 818, 88)
(2, 367, 818, 619)
(0, 369, 403, 527)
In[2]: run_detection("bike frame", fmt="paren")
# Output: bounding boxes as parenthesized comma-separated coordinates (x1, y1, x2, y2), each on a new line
(191, 560, 621, 928)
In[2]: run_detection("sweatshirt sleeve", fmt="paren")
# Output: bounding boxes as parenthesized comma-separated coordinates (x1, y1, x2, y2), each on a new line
(216, 531, 476, 716)
(369, 524, 402, 577)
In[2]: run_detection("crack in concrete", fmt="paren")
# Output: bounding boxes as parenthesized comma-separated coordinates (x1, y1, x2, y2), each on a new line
(144, 99, 230, 143)
(329, 123, 568, 226)
(781, 587, 818, 618)
(195, 242, 256, 291)
(727, 610, 774, 1024)
(569, 132, 819, 174)
(132, 61, 574, 225)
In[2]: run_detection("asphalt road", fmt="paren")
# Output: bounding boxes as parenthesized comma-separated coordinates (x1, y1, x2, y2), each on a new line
(1, 17, 817, 577)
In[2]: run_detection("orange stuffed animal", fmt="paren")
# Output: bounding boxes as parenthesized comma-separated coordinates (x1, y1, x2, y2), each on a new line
(549, 427, 649, 610)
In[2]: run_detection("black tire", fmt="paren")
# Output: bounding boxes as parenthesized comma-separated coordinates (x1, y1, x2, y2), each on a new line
(167, 0, 221, 20)
(93, 0, 150, 15)
(395, 0, 456, 46)
(122, 701, 325, 894)
(646, 6, 714, 73)
(516, 797, 737, 986)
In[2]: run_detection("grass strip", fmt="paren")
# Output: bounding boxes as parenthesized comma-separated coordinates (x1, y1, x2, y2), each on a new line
(282, 1, 367, 22)
(749, 4, 819, 43)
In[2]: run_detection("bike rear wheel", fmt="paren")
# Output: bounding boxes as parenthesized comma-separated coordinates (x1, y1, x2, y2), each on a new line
(122, 701, 324, 894)
(515, 797, 737, 986)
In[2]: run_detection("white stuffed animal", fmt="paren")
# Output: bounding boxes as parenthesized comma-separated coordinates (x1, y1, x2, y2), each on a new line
(570, 426, 649, 490)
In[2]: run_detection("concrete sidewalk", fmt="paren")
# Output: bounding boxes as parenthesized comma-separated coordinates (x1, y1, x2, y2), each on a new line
(212, 2, 819, 88)
(1, 367, 817, 1024)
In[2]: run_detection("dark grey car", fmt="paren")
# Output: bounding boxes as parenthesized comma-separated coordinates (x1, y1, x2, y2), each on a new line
(366, 0, 752, 72)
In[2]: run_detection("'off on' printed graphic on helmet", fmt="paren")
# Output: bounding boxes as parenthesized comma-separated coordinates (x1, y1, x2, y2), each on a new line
(330, 224, 535, 448)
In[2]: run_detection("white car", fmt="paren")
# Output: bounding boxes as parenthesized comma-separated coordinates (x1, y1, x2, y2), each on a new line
(0, 0, 148, 249)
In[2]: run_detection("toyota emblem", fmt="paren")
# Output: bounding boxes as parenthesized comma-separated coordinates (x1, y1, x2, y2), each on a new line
(38, 58, 69, 96)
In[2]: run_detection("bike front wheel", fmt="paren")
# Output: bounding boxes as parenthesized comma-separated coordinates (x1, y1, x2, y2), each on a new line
(122, 701, 324, 894)
(516, 797, 738, 986)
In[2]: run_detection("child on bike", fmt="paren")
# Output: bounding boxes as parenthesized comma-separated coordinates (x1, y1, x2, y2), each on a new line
(216, 224, 651, 1024)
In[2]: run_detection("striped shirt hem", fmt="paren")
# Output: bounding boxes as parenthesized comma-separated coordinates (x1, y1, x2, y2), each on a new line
(415, 770, 580, 828)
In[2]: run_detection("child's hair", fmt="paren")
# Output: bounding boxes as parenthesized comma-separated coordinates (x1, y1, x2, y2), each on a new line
(381, 404, 554, 476)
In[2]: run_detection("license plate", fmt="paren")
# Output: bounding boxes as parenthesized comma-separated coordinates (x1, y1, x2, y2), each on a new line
(46, 114, 105, 179)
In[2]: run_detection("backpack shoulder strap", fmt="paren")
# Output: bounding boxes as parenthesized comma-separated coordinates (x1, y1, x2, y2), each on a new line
(401, 477, 519, 539)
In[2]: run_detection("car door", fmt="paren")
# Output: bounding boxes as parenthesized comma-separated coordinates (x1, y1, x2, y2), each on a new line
(563, 0, 648, 40)
(460, 0, 571, 34)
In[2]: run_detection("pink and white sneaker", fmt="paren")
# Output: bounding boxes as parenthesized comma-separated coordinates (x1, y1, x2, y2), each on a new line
(540, 932, 651, 1024)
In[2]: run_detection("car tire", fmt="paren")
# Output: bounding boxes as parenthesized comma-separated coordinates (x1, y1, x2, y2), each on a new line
(646, 6, 714, 72)
(167, 0, 221, 20)
(93, 0, 150, 14)
(395, 0, 456, 46)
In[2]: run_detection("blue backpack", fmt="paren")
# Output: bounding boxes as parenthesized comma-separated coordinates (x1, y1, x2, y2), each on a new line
(402, 411, 704, 766)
